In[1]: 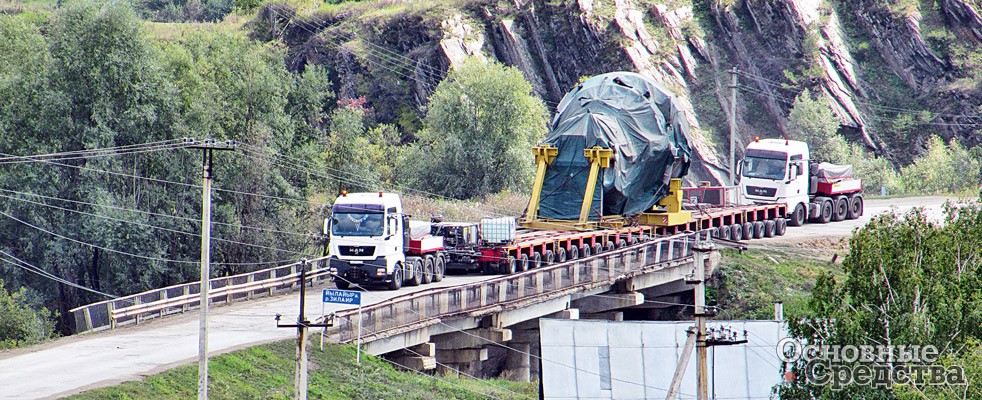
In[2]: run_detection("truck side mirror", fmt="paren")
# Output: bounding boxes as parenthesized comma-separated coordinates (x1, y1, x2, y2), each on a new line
(736, 159, 743, 176)
(323, 218, 332, 235)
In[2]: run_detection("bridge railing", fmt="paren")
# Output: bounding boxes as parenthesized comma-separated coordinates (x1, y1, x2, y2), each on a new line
(330, 233, 697, 343)
(70, 256, 331, 334)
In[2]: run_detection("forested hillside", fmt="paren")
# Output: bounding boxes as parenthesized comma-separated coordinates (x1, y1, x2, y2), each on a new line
(1, 0, 981, 346)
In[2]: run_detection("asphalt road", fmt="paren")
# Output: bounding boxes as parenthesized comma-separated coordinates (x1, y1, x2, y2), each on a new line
(0, 195, 962, 399)
(755, 195, 959, 244)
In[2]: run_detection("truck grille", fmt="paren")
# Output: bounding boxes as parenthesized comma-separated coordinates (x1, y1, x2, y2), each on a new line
(745, 186, 777, 197)
(338, 245, 375, 257)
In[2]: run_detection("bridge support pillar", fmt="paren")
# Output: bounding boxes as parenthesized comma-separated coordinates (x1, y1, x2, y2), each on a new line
(502, 342, 531, 382)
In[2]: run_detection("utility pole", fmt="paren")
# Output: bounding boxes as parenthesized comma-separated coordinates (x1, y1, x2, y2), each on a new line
(277, 260, 333, 400)
(693, 241, 712, 400)
(728, 67, 739, 186)
(190, 138, 235, 400)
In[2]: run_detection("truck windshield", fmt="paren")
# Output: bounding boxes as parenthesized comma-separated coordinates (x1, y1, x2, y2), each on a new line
(331, 212, 384, 237)
(742, 156, 787, 180)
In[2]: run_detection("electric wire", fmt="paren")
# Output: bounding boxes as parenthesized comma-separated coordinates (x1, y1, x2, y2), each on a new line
(0, 192, 306, 255)
(0, 187, 311, 238)
(0, 250, 119, 299)
(0, 140, 193, 165)
(0, 209, 304, 266)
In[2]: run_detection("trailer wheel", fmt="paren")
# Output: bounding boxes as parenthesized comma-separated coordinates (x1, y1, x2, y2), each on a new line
(501, 256, 517, 275)
(387, 263, 403, 290)
(817, 200, 833, 224)
(752, 221, 765, 239)
(720, 225, 732, 240)
(531, 252, 543, 270)
(763, 220, 776, 238)
(832, 197, 848, 222)
(742, 222, 753, 239)
(335, 277, 350, 290)
(518, 254, 530, 272)
(593, 243, 604, 255)
(788, 204, 806, 227)
(544, 250, 555, 265)
(847, 195, 863, 219)
(730, 224, 742, 241)
(556, 247, 567, 263)
(775, 218, 787, 236)
(708, 227, 719, 239)
(617, 239, 627, 249)
(580, 245, 592, 258)
(568, 246, 579, 260)
(433, 255, 445, 282)
(604, 241, 615, 252)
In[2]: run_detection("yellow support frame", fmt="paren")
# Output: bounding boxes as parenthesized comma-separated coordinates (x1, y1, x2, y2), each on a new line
(579, 147, 613, 225)
(525, 144, 559, 222)
(638, 178, 692, 226)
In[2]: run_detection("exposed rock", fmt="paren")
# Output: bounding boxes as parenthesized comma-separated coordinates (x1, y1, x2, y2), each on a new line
(441, 14, 487, 68)
(938, 0, 982, 44)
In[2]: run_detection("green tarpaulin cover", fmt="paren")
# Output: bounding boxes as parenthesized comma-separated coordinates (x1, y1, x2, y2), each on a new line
(537, 72, 692, 220)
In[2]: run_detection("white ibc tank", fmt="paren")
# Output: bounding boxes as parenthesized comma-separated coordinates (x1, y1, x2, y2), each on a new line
(481, 217, 516, 243)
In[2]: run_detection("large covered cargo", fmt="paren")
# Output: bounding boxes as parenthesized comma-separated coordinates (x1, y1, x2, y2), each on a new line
(537, 72, 692, 221)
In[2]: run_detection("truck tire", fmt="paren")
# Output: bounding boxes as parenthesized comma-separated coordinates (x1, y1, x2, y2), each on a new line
(531, 252, 542, 270)
(568, 246, 579, 260)
(763, 220, 776, 237)
(422, 256, 434, 284)
(580, 244, 592, 258)
(817, 200, 833, 224)
(335, 277, 350, 290)
(407, 258, 423, 286)
(720, 225, 732, 240)
(847, 195, 864, 219)
(556, 247, 567, 263)
(501, 256, 517, 275)
(433, 255, 445, 282)
(518, 253, 530, 272)
(775, 218, 787, 236)
(742, 222, 753, 239)
(752, 221, 765, 239)
(593, 243, 604, 255)
(387, 264, 403, 290)
(617, 239, 627, 249)
(730, 224, 742, 241)
(544, 250, 556, 265)
(788, 204, 806, 227)
(605, 241, 615, 252)
(708, 227, 720, 239)
(832, 197, 848, 222)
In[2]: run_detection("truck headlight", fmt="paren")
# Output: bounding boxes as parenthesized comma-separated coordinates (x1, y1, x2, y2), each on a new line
(376, 267, 386, 276)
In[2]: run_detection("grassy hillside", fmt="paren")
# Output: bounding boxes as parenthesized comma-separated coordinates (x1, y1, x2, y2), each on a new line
(710, 243, 843, 320)
(68, 340, 536, 399)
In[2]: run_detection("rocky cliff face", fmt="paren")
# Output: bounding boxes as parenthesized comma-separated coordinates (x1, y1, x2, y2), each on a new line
(259, 0, 982, 179)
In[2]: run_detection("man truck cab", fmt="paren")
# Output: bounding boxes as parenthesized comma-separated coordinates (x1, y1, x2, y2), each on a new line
(739, 139, 863, 226)
(326, 192, 445, 290)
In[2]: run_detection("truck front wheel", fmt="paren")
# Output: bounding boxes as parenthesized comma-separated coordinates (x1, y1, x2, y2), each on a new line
(788, 204, 806, 227)
(334, 277, 350, 290)
(387, 264, 403, 290)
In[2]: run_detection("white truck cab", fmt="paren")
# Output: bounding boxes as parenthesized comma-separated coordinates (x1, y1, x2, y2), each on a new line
(326, 192, 445, 290)
(739, 139, 811, 224)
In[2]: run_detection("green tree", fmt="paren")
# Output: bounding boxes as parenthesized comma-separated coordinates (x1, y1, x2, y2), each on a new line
(779, 204, 982, 398)
(401, 58, 548, 199)
(788, 88, 847, 163)
(899, 135, 981, 194)
(0, 279, 56, 349)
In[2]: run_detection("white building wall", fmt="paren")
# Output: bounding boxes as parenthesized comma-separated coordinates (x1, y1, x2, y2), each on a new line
(540, 319, 786, 400)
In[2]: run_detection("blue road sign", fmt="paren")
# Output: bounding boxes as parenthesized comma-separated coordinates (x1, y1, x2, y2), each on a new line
(322, 289, 361, 305)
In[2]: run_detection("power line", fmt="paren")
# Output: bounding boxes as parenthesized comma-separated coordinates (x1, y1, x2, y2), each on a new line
(0, 187, 312, 238)
(0, 139, 193, 165)
(0, 192, 306, 255)
(0, 250, 118, 299)
(0, 209, 303, 266)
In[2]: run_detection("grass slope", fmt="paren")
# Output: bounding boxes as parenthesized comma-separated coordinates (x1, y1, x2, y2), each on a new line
(68, 341, 536, 400)
(711, 244, 842, 320)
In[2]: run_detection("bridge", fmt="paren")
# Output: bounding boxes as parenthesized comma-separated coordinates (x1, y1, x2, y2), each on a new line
(62, 233, 716, 383)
